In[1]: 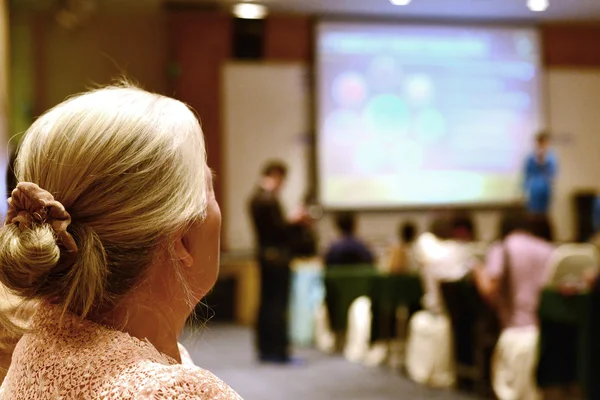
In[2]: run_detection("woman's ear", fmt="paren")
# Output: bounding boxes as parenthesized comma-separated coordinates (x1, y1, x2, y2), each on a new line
(172, 228, 193, 268)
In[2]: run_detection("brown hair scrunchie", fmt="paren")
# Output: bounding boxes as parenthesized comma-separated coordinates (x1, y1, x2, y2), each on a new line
(5, 182, 78, 265)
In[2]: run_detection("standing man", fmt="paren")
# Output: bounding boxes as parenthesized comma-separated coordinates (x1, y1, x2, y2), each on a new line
(524, 132, 558, 216)
(249, 160, 306, 364)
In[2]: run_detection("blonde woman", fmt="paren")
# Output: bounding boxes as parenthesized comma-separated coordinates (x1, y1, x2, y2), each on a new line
(0, 85, 242, 399)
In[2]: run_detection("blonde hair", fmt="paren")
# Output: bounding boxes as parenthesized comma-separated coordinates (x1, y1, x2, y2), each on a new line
(0, 84, 208, 319)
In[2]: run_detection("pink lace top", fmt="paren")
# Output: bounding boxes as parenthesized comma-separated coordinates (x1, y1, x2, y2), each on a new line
(0, 303, 243, 399)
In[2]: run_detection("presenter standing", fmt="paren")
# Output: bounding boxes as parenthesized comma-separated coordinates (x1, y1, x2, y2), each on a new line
(523, 132, 558, 216)
(248, 161, 307, 364)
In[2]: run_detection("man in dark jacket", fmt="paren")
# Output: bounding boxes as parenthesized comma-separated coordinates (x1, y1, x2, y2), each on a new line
(249, 160, 306, 363)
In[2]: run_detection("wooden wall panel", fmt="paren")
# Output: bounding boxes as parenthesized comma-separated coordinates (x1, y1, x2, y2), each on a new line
(168, 12, 232, 224)
(43, 12, 168, 111)
(264, 15, 312, 61)
(31, 14, 46, 118)
(541, 24, 600, 68)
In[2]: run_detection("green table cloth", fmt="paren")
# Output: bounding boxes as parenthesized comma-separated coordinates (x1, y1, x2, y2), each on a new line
(324, 268, 423, 337)
(370, 274, 423, 342)
(323, 266, 378, 332)
(325, 272, 600, 398)
(536, 289, 600, 399)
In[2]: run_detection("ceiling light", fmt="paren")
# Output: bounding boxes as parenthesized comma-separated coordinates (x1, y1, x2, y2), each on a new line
(527, 0, 549, 12)
(233, 3, 268, 19)
(390, 0, 412, 5)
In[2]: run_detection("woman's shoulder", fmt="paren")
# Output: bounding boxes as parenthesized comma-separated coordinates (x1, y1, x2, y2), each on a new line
(108, 362, 243, 399)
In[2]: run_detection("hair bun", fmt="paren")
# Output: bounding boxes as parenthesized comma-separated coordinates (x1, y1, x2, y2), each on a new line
(0, 224, 61, 296)
(0, 182, 79, 296)
(6, 183, 78, 267)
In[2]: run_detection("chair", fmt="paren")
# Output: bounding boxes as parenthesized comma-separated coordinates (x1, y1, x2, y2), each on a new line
(322, 267, 378, 354)
(493, 326, 541, 400)
(440, 280, 499, 396)
(314, 302, 336, 353)
(405, 310, 455, 388)
(343, 296, 372, 363)
(545, 244, 599, 287)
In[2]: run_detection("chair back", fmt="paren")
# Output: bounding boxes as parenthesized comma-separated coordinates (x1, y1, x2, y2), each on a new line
(405, 310, 455, 388)
(440, 280, 499, 365)
(545, 244, 599, 287)
(344, 296, 372, 363)
(323, 266, 377, 332)
(439, 279, 499, 395)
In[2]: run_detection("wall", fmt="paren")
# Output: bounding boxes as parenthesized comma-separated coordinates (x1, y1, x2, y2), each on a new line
(167, 13, 311, 248)
(8, 8, 34, 143)
(541, 24, 600, 67)
(223, 63, 310, 251)
(15, 10, 600, 248)
(37, 11, 168, 112)
(547, 70, 600, 241)
(0, 0, 8, 144)
(9, 2, 168, 141)
(168, 11, 232, 219)
(170, 15, 600, 249)
(10, 9, 313, 247)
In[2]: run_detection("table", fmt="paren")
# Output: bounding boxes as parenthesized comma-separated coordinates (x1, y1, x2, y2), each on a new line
(323, 267, 378, 333)
(536, 289, 600, 399)
(370, 274, 423, 342)
(324, 270, 600, 397)
(323, 268, 423, 337)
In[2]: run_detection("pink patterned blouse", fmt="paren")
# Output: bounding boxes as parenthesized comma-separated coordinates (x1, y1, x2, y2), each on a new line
(0, 303, 243, 399)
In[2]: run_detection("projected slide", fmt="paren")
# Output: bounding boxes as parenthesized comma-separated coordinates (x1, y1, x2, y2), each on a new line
(316, 22, 542, 209)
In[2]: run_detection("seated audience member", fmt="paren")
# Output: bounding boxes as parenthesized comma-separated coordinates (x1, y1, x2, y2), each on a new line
(405, 215, 472, 388)
(452, 212, 477, 242)
(325, 211, 374, 267)
(0, 85, 242, 398)
(473, 210, 554, 400)
(386, 221, 418, 274)
(415, 216, 474, 314)
(530, 214, 554, 242)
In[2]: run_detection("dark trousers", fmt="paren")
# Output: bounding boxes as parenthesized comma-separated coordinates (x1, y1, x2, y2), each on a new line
(256, 261, 291, 359)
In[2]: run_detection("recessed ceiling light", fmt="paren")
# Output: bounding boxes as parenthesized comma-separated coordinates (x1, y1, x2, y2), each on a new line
(390, 0, 412, 5)
(527, 0, 549, 12)
(233, 3, 268, 19)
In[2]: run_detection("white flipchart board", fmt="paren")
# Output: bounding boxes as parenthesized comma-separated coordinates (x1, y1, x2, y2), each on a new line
(222, 62, 309, 251)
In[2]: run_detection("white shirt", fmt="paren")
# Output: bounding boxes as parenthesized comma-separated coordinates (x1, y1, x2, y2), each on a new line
(414, 232, 475, 314)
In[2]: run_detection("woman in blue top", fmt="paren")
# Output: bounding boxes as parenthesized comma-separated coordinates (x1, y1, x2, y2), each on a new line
(524, 132, 558, 215)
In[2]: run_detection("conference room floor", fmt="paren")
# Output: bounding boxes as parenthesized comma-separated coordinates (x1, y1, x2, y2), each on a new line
(181, 324, 482, 400)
